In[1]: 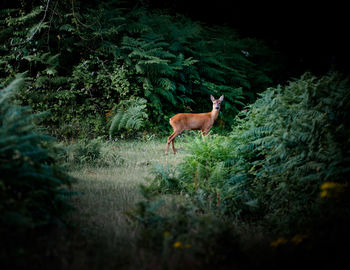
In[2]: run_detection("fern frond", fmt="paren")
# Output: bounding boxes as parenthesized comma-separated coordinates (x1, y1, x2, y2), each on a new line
(109, 98, 148, 136)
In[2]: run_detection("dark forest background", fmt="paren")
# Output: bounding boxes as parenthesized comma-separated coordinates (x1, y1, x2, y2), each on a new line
(1, 1, 349, 269)
(148, 0, 349, 76)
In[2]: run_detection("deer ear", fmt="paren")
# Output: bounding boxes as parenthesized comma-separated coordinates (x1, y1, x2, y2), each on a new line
(210, 95, 215, 102)
(219, 95, 224, 102)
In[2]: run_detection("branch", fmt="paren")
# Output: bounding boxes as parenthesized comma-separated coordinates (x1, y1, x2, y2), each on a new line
(27, 0, 50, 41)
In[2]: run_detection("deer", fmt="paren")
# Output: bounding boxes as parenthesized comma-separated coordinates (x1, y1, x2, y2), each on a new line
(165, 95, 224, 155)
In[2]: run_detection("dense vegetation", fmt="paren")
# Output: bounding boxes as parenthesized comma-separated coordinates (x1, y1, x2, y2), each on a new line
(1, 0, 277, 139)
(0, 74, 74, 267)
(1, 0, 349, 269)
(138, 73, 350, 268)
(176, 73, 350, 229)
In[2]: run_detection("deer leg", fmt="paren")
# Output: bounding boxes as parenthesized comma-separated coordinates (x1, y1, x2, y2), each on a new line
(166, 131, 175, 155)
(166, 131, 179, 155)
(201, 129, 208, 137)
(171, 139, 176, 154)
(170, 130, 182, 154)
(168, 130, 182, 155)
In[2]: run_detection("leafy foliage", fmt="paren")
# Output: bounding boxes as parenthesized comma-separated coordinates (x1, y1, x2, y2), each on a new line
(2, 1, 350, 269)
(148, 73, 350, 233)
(225, 73, 350, 230)
(0, 74, 74, 231)
(0, 0, 278, 139)
(131, 73, 350, 269)
(127, 191, 246, 269)
(57, 137, 124, 168)
(109, 97, 148, 137)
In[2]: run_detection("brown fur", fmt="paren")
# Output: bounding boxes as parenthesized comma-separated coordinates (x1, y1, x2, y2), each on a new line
(165, 95, 224, 155)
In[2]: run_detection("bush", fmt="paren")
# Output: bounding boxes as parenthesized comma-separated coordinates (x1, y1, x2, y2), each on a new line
(0, 0, 278, 139)
(109, 97, 148, 138)
(58, 137, 124, 168)
(164, 73, 350, 230)
(127, 189, 246, 270)
(0, 75, 74, 232)
(228, 73, 350, 233)
(141, 73, 350, 268)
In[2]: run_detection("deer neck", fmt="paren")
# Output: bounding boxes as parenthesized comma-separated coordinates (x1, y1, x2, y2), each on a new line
(210, 109, 220, 122)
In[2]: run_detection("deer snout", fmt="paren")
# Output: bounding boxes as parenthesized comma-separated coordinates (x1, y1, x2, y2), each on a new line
(216, 106, 220, 110)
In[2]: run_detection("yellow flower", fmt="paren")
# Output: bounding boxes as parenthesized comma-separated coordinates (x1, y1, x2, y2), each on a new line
(173, 241, 182, 248)
(184, 243, 191, 248)
(270, 237, 287, 248)
(163, 231, 170, 238)
(291, 234, 308, 244)
(320, 190, 328, 198)
(321, 182, 342, 190)
(320, 182, 345, 198)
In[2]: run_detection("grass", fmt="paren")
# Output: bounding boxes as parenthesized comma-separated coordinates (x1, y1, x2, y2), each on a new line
(5, 133, 347, 270)
(67, 136, 189, 269)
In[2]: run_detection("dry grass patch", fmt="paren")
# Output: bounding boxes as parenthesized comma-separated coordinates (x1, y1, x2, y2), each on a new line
(67, 138, 188, 268)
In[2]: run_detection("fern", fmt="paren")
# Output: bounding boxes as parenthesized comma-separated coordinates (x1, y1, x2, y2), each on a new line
(0, 74, 74, 231)
(0, 0, 277, 138)
(171, 73, 350, 233)
(109, 97, 148, 136)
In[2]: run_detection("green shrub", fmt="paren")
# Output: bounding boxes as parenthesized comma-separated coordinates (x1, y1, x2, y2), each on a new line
(149, 73, 350, 234)
(127, 189, 245, 269)
(0, 75, 74, 231)
(133, 72, 350, 268)
(146, 163, 182, 193)
(109, 97, 148, 138)
(0, 0, 278, 139)
(229, 73, 350, 233)
(58, 137, 124, 168)
(71, 139, 102, 165)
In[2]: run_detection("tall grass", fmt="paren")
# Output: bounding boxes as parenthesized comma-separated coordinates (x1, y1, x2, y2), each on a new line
(128, 73, 350, 270)
(67, 137, 189, 269)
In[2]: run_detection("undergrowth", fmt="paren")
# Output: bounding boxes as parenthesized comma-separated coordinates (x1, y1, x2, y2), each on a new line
(0, 75, 75, 269)
(130, 73, 350, 269)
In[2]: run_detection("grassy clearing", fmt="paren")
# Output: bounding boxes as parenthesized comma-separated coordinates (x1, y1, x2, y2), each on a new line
(67, 137, 189, 269)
